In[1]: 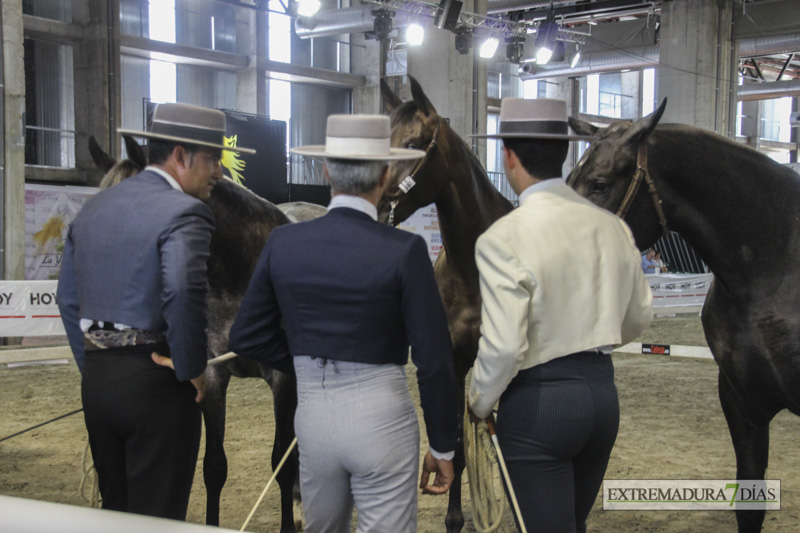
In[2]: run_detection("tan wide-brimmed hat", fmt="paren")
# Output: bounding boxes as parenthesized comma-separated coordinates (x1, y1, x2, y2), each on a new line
(471, 98, 595, 141)
(291, 115, 425, 161)
(118, 102, 256, 154)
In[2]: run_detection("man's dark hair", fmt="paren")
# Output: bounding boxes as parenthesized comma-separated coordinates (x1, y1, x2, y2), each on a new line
(148, 139, 214, 165)
(502, 137, 569, 179)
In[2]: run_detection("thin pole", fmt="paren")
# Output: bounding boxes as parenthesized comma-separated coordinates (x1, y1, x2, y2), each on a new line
(240, 436, 298, 532)
(486, 415, 528, 533)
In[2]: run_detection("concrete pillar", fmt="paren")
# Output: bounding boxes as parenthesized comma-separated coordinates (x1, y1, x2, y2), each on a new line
(658, 0, 733, 134)
(73, 0, 116, 180)
(2, 0, 25, 280)
(236, 3, 260, 114)
(351, 33, 381, 114)
(739, 98, 761, 150)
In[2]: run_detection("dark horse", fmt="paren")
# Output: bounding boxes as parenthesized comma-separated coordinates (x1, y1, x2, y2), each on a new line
(88, 136, 325, 532)
(378, 77, 513, 533)
(568, 100, 800, 533)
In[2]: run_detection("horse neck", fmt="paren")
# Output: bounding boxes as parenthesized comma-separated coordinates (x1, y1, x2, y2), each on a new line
(433, 131, 513, 277)
(648, 127, 800, 284)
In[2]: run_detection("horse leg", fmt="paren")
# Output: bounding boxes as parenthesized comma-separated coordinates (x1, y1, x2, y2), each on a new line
(201, 364, 232, 526)
(445, 373, 467, 533)
(268, 369, 301, 533)
(718, 371, 776, 533)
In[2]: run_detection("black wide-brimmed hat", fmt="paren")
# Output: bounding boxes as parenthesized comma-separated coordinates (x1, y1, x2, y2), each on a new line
(118, 103, 256, 154)
(470, 98, 596, 141)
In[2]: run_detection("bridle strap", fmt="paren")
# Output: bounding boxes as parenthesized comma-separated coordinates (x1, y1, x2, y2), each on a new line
(406, 119, 440, 182)
(386, 119, 440, 226)
(616, 143, 669, 238)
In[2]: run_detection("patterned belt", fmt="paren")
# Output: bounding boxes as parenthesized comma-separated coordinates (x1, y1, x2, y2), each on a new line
(84, 327, 166, 352)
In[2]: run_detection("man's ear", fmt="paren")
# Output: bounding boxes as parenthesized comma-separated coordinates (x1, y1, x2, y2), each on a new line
(323, 162, 331, 184)
(173, 145, 188, 168)
(503, 146, 517, 171)
(378, 165, 389, 188)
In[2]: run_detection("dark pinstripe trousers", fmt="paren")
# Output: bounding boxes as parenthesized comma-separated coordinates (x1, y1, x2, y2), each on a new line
(496, 352, 619, 533)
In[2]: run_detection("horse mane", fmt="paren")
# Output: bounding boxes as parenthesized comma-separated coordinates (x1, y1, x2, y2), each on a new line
(99, 159, 143, 189)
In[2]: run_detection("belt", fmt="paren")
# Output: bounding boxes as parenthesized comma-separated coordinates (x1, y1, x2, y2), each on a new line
(84, 326, 166, 352)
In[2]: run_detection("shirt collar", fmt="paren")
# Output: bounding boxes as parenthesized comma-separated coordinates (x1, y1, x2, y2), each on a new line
(146, 165, 183, 192)
(328, 195, 377, 221)
(518, 177, 564, 205)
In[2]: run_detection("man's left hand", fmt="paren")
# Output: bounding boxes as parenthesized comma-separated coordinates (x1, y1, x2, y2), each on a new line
(419, 450, 455, 495)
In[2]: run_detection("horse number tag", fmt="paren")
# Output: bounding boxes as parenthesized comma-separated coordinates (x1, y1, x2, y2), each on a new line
(399, 176, 416, 193)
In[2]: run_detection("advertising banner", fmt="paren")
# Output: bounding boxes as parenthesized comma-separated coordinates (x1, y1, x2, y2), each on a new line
(25, 184, 98, 281)
(0, 281, 64, 336)
(397, 204, 442, 264)
(647, 272, 713, 308)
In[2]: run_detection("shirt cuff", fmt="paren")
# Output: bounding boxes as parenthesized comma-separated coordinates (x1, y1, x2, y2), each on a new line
(429, 447, 455, 461)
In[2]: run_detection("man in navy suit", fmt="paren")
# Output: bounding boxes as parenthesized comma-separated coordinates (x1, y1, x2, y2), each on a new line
(229, 114, 459, 533)
(57, 103, 254, 520)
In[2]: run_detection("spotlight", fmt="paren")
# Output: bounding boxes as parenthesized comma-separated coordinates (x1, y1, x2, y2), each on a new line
(479, 37, 499, 59)
(372, 9, 394, 41)
(407, 23, 424, 46)
(567, 44, 581, 68)
(454, 29, 473, 55)
(534, 21, 559, 65)
(519, 62, 536, 75)
(506, 37, 525, 64)
(434, 0, 463, 31)
(296, 0, 321, 17)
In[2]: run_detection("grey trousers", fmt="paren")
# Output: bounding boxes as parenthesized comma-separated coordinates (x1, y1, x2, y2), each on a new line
(293, 356, 420, 533)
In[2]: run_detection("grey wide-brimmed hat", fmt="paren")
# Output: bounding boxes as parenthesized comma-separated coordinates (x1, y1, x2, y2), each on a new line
(470, 98, 595, 141)
(291, 115, 425, 161)
(118, 103, 256, 154)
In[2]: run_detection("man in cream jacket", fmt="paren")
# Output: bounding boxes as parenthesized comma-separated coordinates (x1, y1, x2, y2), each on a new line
(469, 98, 653, 533)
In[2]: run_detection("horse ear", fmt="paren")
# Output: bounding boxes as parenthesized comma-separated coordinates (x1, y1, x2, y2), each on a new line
(123, 134, 147, 170)
(568, 117, 598, 137)
(88, 135, 117, 173)
(620, 97, 667, 148)
(408, 75, 437, 116)
(380, 78, 403, 114)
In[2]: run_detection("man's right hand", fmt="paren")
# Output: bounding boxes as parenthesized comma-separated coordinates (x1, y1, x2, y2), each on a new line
(151, 352, 207, 403)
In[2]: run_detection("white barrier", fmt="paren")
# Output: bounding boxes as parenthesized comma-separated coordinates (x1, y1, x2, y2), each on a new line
(0, 280, 63, 336)
(647, 272, 712, 309)
(0, 495, 248, 533)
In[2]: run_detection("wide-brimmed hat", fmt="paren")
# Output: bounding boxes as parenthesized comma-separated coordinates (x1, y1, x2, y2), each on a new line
(291, 115, 425, 161)
(470, 98, 595, 141)
(118, 103, 256, 154)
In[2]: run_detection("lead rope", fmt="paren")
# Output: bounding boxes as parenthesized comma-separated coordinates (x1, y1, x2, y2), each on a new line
(385, 120, 440, 225)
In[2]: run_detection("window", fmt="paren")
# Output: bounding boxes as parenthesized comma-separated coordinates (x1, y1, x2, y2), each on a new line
(24, 39, 75, 167)
(761, 97, 793, 143)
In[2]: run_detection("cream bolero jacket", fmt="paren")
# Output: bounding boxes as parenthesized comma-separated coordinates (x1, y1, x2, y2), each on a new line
(468, 180, 653, 418)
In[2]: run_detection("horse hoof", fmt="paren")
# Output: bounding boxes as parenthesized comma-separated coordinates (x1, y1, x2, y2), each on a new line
(294, 501, 305, 532)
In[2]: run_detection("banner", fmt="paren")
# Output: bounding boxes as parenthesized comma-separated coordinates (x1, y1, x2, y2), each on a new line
(397, 204, 442, 264)
(647, 272, 713, 308)
(0, 281, 64, 336)
(25, 184, 98, 281)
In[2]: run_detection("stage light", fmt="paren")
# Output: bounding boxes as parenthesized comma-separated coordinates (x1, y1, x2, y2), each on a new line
(407, 23, 424, 46)
(454, 29, 473, 55)
(296, 0, 321, 17)
(535, 21, 559, 65)
(506, 37, 525, 64)
(567, 45, 581, 68)
(372, 10, 393, 41)
(434, 0, 463, 31)
(479, 37, 499, 59)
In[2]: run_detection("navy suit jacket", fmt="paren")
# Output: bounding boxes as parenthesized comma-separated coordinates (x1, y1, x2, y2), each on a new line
(57, 170, 215, 381)
(229, 207, 458, 453)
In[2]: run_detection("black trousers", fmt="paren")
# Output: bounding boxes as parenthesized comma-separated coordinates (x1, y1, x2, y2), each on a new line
(82, 344, 201, 520)
(496, 352, 619, 533)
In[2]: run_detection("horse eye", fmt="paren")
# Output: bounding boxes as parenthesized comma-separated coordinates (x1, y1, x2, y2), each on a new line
(590, 180, 609, 194)
(406, 143, 419, 150)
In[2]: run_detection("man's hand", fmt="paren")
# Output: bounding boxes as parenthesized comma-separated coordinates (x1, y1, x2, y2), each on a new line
(419, 450, 455, 495)
(151, 352, 206, 403)
(467, 404, 484, 425)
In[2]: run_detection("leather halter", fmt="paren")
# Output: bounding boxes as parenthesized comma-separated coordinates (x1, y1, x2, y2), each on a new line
(616, 143, 669, 238)
(387, 119, 440, 226)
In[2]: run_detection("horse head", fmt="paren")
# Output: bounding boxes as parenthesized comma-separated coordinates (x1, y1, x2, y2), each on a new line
(89, 134, 147, 189)
(567, 99, 667, 249)
(378, 76, 452, 225)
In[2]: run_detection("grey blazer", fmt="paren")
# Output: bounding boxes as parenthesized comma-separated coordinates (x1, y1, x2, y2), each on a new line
(57, 170, 215, 381)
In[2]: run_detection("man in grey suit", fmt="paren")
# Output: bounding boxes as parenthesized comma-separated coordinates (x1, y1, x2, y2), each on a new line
(57, 103, 254, 520)
(229, 114, 459, 533)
